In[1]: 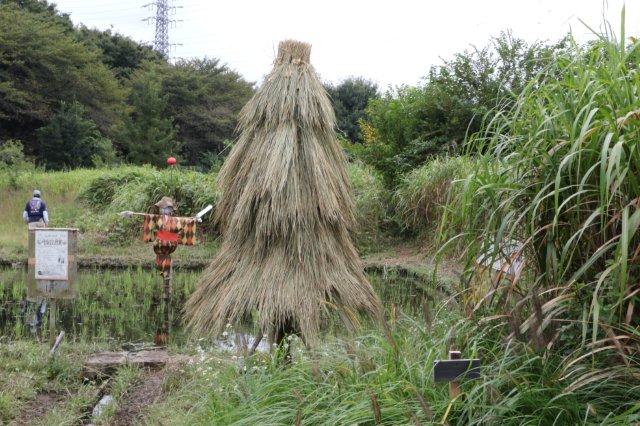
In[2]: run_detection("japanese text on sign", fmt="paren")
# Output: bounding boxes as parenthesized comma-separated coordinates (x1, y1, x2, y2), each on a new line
(35, 230, 68, 280)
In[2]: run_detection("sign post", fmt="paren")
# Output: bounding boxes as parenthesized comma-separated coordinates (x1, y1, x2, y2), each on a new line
(28, 228, 78, 344)
(433, 348, 481, 399)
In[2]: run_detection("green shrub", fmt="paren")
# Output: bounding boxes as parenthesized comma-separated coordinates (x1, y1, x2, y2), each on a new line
(0, 140, 35, 189)
(108, 169, 217, 217)
(78, 166, 153, 209)
(70, 165, 220, 245)
(394, 156, 475, 237)
(80, 166, 217, 217)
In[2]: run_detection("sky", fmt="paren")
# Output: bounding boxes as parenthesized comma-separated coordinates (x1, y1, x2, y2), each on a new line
(52, 0, 639, 88)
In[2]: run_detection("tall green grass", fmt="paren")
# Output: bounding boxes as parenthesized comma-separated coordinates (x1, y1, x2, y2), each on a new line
(444, 9, 640, 398)
(347, 161, 389, 249)
(0, 168, 99, 254)
(394, 156, 476, 239)
(140, 310, 640, 425)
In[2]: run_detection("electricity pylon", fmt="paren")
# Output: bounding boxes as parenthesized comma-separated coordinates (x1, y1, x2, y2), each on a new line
(143, 1, 181, 57)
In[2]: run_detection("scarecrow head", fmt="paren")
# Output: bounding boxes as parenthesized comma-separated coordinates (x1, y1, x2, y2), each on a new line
(155, 196, 176, 216)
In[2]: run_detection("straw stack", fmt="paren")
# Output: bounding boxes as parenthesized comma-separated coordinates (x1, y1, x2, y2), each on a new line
(186, 40, 381, 345)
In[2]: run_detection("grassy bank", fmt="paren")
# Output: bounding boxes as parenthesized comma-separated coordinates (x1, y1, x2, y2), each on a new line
(0, 163, 389, 261)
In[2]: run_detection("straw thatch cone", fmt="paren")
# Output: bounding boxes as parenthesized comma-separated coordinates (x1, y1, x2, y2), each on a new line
(185, 40, 382, 345)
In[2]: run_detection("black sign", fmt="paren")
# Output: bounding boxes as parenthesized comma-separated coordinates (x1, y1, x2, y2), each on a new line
(433, 359, 481, 383)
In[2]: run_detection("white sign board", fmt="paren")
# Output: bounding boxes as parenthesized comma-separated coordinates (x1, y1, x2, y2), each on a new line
(475, 240, 524, 277)
(35, 230, 68, 280)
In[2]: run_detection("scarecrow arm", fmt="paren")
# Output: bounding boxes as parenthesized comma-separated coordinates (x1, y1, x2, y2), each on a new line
(194, 205, 213, 223)
(119, 211, 153, 218)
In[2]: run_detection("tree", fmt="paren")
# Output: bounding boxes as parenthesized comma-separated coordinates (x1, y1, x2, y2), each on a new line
(79, 27, 163, 80)
(119, 65, 178, 166)
(0, 3, 125, 153)
(359, 32, 563, 184)
(36, 101, 116, 170)
(0, 139, 35, 188)
(161, 59, 254, 168)
(325, 77, 379, 143)
(0, 0, 73, 29)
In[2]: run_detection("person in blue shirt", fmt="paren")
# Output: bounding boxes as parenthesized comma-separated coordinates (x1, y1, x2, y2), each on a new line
(23, 189, 49, 228)
(21, 189, 50, 329)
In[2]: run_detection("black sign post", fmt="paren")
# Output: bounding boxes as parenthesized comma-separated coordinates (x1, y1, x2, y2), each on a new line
(433, 349, 481, 398)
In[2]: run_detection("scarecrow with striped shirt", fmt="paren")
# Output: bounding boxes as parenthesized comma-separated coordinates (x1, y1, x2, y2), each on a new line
(120, 196, 210, 344)
(120, 196, 197, 275)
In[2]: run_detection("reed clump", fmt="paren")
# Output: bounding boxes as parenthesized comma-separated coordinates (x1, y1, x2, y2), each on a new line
(446, 13, 640, 395)
(394, 155, 476, 236)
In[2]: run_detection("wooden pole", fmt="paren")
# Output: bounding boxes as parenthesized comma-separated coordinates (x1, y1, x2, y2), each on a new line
(449, 349, 462, 398)
(248, 334, 263, 355)
(49, 299, 56, 346)
(163, 265, 172, 337)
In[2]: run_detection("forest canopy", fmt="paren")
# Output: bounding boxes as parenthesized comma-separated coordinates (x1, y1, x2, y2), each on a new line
(0, 0, 254, 169)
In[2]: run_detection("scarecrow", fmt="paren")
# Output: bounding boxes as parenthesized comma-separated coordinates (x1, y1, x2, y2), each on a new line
(120, 196, 211, 343)
(121, 197, 197, 273)
(186, 40, 382, 349)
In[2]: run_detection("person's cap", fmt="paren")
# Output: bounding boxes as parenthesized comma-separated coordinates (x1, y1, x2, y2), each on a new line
(154, 196, 175, 209)
(33, 190, 41, 197)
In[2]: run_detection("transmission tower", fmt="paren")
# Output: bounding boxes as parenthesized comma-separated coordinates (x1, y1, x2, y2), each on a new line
(143, 1, 182, 57)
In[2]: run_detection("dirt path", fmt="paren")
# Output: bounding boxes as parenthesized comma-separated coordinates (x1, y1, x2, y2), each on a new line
(111, 369, 167, 426)
(13, 392, 66, 425)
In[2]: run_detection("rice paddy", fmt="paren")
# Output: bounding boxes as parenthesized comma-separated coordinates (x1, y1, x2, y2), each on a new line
(0, 268, 196, 343)
(0, 267, 437, 344)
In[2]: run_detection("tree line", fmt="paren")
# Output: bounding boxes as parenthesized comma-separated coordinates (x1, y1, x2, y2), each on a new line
(0, 0, 252, 170)
(0, 0, 564, 177)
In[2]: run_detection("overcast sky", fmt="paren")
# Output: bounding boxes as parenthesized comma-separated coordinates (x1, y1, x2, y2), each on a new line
(53, 0, 638, 88)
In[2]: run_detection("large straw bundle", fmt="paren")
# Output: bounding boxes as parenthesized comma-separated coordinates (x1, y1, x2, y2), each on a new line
(186, 40, 381, 345)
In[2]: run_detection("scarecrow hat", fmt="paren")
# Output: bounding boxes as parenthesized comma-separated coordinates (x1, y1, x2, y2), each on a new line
(155, 196, 175, 209)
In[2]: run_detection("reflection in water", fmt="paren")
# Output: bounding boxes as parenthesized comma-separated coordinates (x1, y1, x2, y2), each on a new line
(0, 267, 434, 344)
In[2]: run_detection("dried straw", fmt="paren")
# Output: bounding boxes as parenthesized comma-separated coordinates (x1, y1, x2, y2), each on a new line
(185, 40, 381, 344)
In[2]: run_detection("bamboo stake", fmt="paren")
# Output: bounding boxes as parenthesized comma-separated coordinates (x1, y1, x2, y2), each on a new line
(422, 297, 432, 334)
(163, 265, 172, 337)
(49, 299, 56, 346)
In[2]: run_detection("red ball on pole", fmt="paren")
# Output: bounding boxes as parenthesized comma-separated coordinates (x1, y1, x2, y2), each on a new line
(166, 156, 177, 167)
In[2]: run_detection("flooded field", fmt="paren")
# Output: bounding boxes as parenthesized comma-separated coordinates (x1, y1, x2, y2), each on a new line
(0, 267, 437, 344)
